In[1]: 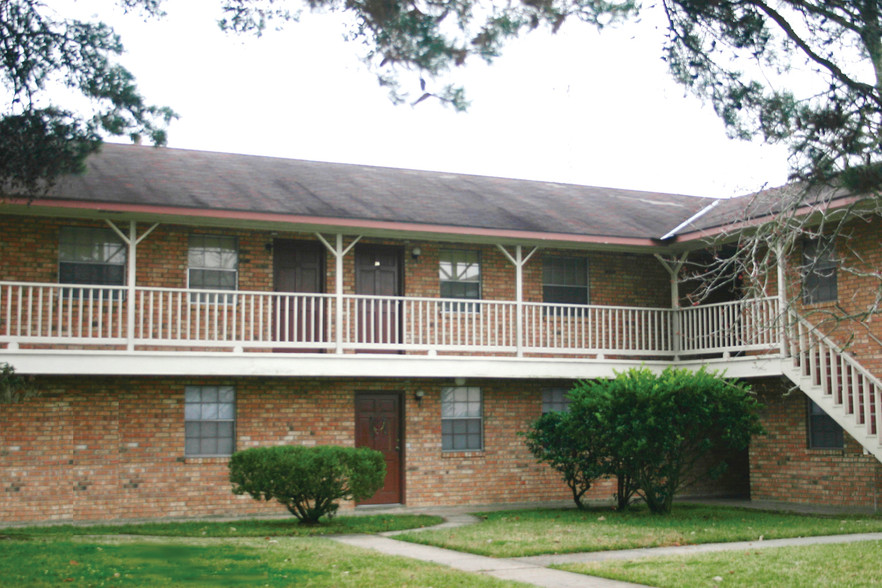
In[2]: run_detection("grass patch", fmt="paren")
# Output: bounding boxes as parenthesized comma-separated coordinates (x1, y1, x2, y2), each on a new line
(2, 514, 442, 539)
(559, 540, 882, 587)
(395, 504, 882, 557)
(0, 535, 524, 587)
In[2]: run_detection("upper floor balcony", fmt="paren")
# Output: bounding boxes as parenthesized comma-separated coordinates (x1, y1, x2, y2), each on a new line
(0, 280, 784, 379)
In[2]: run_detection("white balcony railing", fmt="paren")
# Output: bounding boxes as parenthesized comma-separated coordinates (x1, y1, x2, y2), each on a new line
(0, 281, 781, 359)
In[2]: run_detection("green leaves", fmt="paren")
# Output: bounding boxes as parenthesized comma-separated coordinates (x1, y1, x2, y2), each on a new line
(0, 362, 38, 404)
(218, 0, 637, 109)
(0, 0, 176, 198)
(661, 0, 882, 189)
(526, 367, 763, 515)
(228, 445, 386, 524)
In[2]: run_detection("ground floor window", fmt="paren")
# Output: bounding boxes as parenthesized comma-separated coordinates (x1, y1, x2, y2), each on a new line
(542, 387, 571, 414)
(807, 400, 843, 449)
(441, 386, 482, 451)
(185, 385, 236, 456)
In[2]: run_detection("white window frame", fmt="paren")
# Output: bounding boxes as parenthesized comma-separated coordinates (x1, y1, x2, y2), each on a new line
(542, 256, 589, 306)
(441, 386, 483, 451)
(541, 387, 571, 414)
(184, 385, 236, 457)
(58, 226, 126, 296)
(802, 236, 837, 304)
(188, 234, 239, 303)
(439, 249, 481, 312)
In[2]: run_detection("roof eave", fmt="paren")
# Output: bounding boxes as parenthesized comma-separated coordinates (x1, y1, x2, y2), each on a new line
(3, 198, 673, 252)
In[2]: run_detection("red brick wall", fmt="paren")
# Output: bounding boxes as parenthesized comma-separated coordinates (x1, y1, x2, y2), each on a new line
(0, 376, 573, 523)
(749, 377, 882, 508)
(0, 216, 670, 309)
(0, 373, 757, 524)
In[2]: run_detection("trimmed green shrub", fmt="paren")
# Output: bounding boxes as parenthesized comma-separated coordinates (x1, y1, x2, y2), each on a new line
(229, 445, 386, 524)
(524, 403, 607, 510)
(526, 367, 763, 515)
(575, 367, 762, 514)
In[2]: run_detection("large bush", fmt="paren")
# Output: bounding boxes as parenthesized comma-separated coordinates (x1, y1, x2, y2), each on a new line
(524, 399, 607, 510)
(526, 367, 763, 514)
(229, 445, 386, 524)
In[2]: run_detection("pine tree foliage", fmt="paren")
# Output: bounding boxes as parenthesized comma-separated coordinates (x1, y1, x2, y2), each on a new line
(0, 0, 176, 198)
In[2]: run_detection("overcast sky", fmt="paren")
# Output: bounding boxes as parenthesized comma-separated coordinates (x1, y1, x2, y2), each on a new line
(62, 1, 792, 198)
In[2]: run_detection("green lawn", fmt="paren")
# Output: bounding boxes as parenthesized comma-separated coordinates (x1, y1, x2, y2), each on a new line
(394, 504, 882, 557)
(2, 513, 442, 538)
(560, 540, 882, 588)
(0, 535, 525, 587)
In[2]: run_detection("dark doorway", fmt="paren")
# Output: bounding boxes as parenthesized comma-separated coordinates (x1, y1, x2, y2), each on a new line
(354, 245, 402, 349)
(355, 392, 403, 505)
(273, 240, 325, 349)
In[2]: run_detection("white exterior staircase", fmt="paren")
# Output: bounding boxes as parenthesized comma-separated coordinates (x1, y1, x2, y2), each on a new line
(782, 312, 882, 462)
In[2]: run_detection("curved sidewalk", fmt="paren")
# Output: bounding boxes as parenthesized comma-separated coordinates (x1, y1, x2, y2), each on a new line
(334, 500, 882, 588)
(332, 533, 645, 588)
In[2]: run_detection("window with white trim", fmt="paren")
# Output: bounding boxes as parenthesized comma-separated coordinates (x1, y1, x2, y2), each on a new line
(802, 236, 837, 304)
(542, 387, 571, 414)
(185, 385, 236, 456)
(188, 235, 238, 302)
(543, 257, 589, 305)
(807, 400, 843, 449)
(439, 249, 481, 307)
(58, 227, 126, 295)
(441, 386, 483, 451)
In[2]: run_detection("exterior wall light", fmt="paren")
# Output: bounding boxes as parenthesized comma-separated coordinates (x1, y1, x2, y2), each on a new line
(414, 389, 425, 406)
(411, 246, 422, 262)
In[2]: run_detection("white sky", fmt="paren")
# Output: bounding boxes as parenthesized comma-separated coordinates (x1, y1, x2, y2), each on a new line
(65, 1, 792, 198)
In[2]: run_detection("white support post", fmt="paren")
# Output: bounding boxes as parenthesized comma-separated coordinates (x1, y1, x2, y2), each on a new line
(316, 233, 361, 354)
(497, 244, 538, 357)
(655, 252, 688, 359)
(775, 243, 789, 356)
(106, 220, 158, 352)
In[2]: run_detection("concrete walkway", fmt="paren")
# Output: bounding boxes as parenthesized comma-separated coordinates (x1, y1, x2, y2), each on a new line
(331, 500, 882, 588)
(333, 533, 645, 587)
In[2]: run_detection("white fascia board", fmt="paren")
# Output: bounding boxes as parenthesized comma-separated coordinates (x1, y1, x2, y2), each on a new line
(3, 351, 785, 381)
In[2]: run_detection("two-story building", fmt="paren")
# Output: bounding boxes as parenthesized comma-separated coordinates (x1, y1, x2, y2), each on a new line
(1, 144, 880, 523)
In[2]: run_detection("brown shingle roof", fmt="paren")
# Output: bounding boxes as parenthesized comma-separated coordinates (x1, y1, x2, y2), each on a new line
(45, 144, 716, 241)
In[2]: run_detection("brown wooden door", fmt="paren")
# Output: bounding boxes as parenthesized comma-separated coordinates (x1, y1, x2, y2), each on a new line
(355, 392, 403, 505)
(355, 245, 401, 349)
(273, 240, 324, 348)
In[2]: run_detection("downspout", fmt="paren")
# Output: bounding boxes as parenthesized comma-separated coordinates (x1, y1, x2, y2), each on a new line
(659, 199, 721, 241)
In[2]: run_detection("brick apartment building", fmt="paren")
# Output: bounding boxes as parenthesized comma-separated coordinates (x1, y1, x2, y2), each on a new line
(1, 144, 880, 523)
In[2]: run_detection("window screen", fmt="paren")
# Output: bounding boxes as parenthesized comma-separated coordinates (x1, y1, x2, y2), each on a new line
(441, 386, 483, 451)
(185, 386, 236, 456)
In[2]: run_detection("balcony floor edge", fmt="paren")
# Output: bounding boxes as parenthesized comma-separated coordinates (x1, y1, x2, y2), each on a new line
(1, 350, 786, 380)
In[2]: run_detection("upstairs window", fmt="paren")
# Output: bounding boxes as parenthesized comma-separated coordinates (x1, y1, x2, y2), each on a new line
(188, 235, 238, 302)
(439, 249, 481, 309)
(185, 385, 236, 456)
(807, 400, 843, 449)
(542, 387, 571, 414)
(543, 256, 589, 306)
(58, 227, 126, 297)
(802, 236, 837, 304)
(441, 386, 483, 451)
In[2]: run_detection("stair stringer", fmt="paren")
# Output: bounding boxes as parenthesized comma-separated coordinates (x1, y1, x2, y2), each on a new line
(781, 313, 882, 463)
